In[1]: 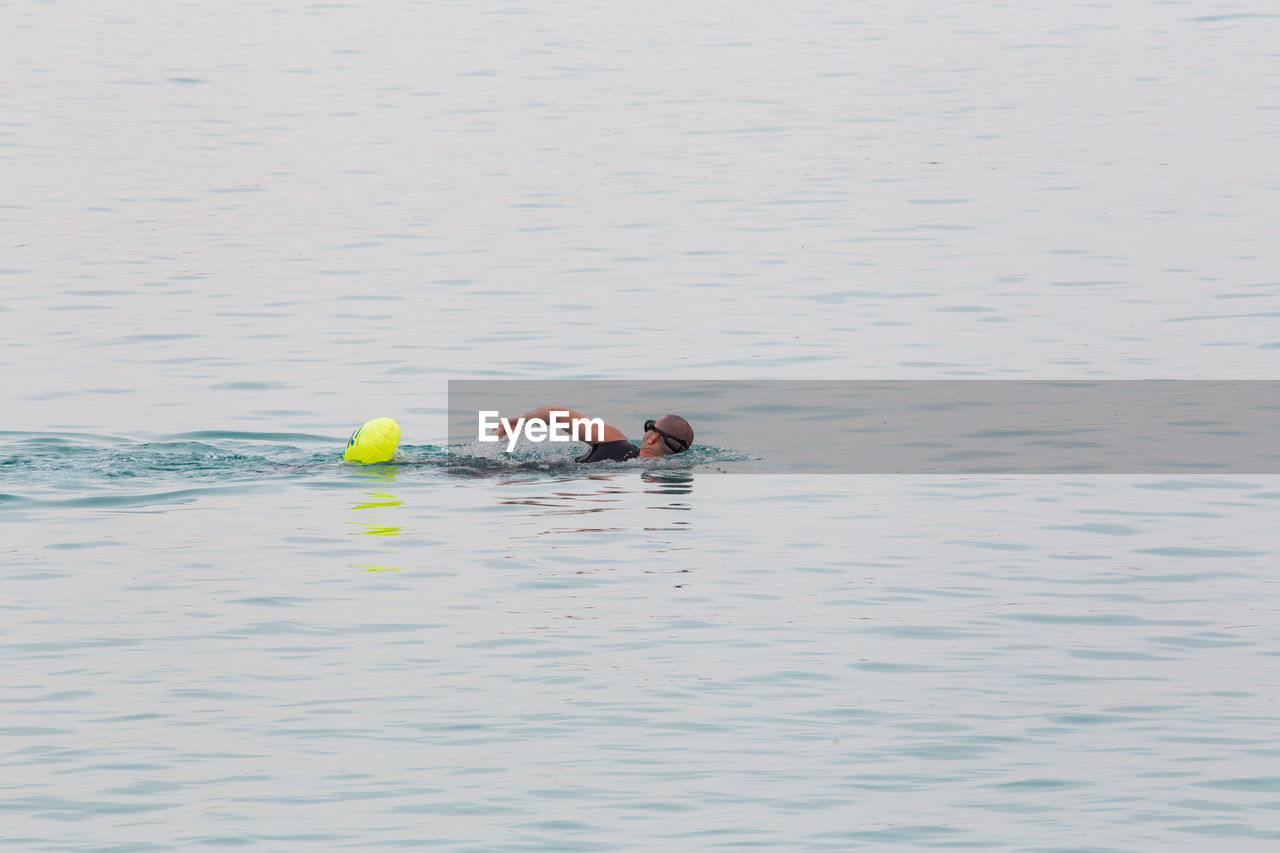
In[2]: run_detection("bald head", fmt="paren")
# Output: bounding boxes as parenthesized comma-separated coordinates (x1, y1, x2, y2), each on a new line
(650, 414, 694, 455)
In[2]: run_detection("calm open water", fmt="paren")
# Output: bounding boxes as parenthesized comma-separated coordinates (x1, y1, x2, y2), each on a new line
(3, 1, 1280, 850)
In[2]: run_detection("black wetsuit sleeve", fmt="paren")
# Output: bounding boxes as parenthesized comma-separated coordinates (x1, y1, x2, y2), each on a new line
(574, 440, 640, 463)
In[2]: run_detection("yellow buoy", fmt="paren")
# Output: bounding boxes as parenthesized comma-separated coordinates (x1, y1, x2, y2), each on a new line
(343, 417, 401, 464)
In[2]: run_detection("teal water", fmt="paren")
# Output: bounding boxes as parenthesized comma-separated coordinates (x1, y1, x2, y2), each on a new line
(4, 436, 1280, 850)
(4, 0, 1280, 849)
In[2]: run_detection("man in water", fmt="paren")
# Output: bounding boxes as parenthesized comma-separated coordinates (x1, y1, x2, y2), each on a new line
(495, 405, 694, 462)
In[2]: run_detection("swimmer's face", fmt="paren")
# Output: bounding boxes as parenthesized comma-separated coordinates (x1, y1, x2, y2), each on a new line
(642, 415, 694, 456)
(639, 428, 666, 454)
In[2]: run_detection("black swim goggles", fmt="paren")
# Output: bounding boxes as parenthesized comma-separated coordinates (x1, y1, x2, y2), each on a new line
(643, 419, 690, 453)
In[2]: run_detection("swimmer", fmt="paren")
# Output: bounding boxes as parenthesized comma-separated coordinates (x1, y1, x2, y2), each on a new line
(495, 405, 694, 462)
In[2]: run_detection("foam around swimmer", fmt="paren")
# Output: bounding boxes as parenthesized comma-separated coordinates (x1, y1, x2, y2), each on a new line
(343, 417, 401, 464)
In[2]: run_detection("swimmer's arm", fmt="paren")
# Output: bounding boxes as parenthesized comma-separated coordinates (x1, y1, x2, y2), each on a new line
(497, 405, 627, 444)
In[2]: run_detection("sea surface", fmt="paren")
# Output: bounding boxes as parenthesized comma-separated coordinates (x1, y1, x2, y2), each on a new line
(3, 1, 1280, 850)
